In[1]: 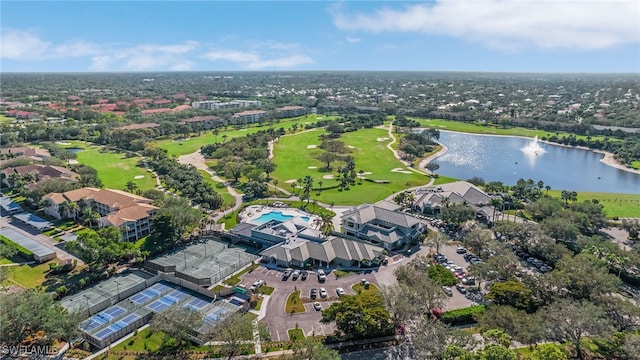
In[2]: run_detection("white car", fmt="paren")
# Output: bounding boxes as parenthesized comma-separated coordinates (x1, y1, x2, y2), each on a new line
(443, 286, 453, 296)
(313, 302, 322, 311)
(336, 287, 346, 297)
(319, 288, 328, 298)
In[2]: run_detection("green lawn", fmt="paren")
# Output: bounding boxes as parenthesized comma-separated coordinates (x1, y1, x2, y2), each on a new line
(111, 327, 165, 351)
(413, 118, 613, 143)
(75, 146, 156, 191)
(285, 290, 306, 314)
(157, 115, 330, 157)
(5, 260, 54, 288)
(0, 114, 14, 123)
(433, 175, 459, 185)
(197, 170, 235, 206)
(546, 190, 640, 218)
(287, 328, 305, 341)
(351, 283, 380, 296)
(272, 128, 431, 205)
(631, 160, 640, 170)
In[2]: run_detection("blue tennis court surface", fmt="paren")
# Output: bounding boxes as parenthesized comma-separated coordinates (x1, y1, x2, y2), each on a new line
(103, 306, 126, 319)
(149, 282, 172, 293)
(186, 297, 210, 310)
(83, 315, 108, 331)
(130, 292, 151, 304)
(205, 307, 229, 323)
(94, 327, 115, 340)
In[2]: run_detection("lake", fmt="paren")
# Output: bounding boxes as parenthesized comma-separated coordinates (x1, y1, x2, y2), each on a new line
(428, 131, 640, 194)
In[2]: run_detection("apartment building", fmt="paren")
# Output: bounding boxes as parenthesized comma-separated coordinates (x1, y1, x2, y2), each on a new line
(179, 115, 225, 130)
(231, 110, 268, 124)
(191, 100, 262, 110)
(44, 188, 159, 241)
(276, 105, 307, 118)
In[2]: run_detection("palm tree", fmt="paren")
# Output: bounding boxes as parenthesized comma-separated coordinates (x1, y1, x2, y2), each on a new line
(302, 175, 314, 205)
(68, 201, 78, 221)
(213, 128, 220, 143)
(317, 180, 323, 193)
(221, 134, 228, 143)
(58, 201, 71, 220)
(82, 208, 99, 229)
(314, 213, 334, 238)
(489, 197, 502, 223)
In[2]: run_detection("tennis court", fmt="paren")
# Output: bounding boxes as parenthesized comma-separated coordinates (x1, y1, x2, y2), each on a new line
(146, 238, 259, 286)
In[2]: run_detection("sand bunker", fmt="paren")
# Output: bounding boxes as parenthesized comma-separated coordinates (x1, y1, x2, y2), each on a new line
(306, 145, 318, 149)
(307, 166, 318, 169)
(240, 129, 248, 131)
(347, 145, 355, 149)
(172, 138, 190, 142)
(391, 168, 413, 174)
(376, 137, 390, 142)
(134, 175, 145, 179)
(284, 179, 297, 184)
(56, 141, 71, 145)
(322, 175, 335, 180)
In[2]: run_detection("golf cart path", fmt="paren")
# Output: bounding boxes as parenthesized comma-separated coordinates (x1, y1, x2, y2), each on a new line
(177, 150, 243, 222)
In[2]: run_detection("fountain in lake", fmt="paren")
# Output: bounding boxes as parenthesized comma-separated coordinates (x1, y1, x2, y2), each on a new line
(521, 135, 546, 156)
(520, 135, 546, 168)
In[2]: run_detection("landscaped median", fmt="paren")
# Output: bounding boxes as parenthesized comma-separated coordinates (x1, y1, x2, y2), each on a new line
(285, 290, 306, 314)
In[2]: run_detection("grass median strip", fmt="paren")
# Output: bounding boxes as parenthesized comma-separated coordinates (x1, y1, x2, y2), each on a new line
(285, 290, 305, 314)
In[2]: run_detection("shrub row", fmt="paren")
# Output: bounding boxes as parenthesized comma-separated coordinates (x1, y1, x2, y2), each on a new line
(441, 305, 486, 326)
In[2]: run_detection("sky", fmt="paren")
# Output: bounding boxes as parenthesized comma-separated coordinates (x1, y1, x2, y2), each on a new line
(1, 1, 639, 73)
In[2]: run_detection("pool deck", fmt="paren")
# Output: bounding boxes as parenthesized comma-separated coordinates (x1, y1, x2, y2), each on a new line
(239, 205, 320, 227)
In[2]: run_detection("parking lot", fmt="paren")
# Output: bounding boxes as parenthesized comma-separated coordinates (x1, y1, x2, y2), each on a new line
(436, 246, 476, 311)
(240, 265, 379, 340)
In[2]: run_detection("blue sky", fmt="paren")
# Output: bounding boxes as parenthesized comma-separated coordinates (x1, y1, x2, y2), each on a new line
(1, 1, 638, 73)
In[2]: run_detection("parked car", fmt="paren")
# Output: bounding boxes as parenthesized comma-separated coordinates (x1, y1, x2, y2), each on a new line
(313, 302, 322, 311)
(317, 269, 327, 282)
(310, 288, 317, 298)
(455, 284, 467, 294)
(250, 280, 265, 292)
(462, 277, 476, 285)
(539, 265, 553, 273)
(456, 246, 467, 254)
(463, 253, 474, 261)
(336, 287, 346, 297)
(300, 270, 308, 280)
(282, 268, 292, 280)
(320, 288, 328, 298)
(442, 286, 453, 297)
(292, 269, 301, 280)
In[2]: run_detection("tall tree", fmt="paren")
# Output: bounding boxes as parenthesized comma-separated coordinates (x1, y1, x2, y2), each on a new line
(541, 299, 613, 360)
(321, 292, 394, 340)
(0, 289, 83, 347)
(150, 304, 204, 348)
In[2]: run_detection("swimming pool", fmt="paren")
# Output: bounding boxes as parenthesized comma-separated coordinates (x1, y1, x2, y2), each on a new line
(253, 211, 310, 225)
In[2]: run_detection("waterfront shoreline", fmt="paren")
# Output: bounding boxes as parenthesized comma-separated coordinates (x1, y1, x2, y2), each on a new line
(417, 128, 640, 176)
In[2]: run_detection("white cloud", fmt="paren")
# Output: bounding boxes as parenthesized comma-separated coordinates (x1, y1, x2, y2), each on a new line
(331, 0, 640, 50)
(346, 37, 361, 43)
(204, 49, 313, 69)
(1, 27, 313, 71)
(1, 28, 51, 59)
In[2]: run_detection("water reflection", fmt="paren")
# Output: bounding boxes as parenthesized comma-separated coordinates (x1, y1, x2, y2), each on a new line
(431, 131, 640, 194)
